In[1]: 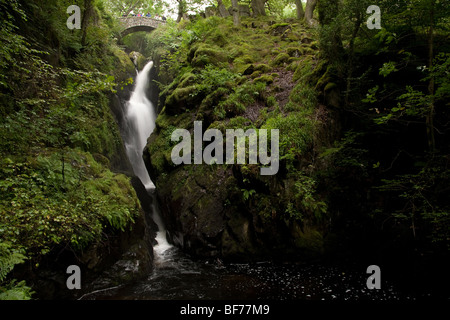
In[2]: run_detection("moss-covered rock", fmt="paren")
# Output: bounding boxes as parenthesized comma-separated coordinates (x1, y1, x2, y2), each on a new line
(286, 46, 302, 57)
(271, 52, 290, 66)
(250, 70, 262, 78)
(254, 74, 274, 84)
(191, 44, 228, 67)
(253, 63, 272, 73)
(129, 51, 148, 71)
(239, 63, 255, 75)
(233, 55, 257, 74)
(112, 48, 136, 83)
(315, 64, 338, 92)
(165, 85, 201, 114)
(269, 22, 290, 36)
(178, 72, 196, 88)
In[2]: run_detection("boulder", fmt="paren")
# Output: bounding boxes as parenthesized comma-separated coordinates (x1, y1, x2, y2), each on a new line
(129, 51, 147, 70)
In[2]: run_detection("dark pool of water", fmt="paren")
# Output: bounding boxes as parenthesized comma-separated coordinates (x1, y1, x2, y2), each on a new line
(80, 246, 429, 301)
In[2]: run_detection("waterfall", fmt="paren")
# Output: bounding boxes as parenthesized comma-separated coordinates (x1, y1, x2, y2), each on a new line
(124, 61, 155, 189)
(123, 61, 172, 258)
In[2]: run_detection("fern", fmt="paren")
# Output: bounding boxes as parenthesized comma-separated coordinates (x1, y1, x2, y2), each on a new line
(0, 242, 26, 282)
(0, 242, 33, 300)
(0, 280, 33, 300)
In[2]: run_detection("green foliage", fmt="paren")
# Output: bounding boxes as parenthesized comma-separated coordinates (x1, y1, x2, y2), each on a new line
(197, 65, 240, 91)
(263, 110, 315, 170)
(0, 0, 29, 89)
(430, 53, 450, 101)
(216, 81, 266, 119)
(319, 131, 368, 169)
(0, 151, 141, 256)
(0, 1, 146, 292)
(0, 242, 32, 300)
(376, 156, 450, 249)
(0, 242, 26, 283)
(241, 188, 256, 201)
(290, 173, 327, 222)
(103, 0, 160, 17)
(0, 279, 33, 300)
(285, 82, 317, 112)
(378, 61, 398, 77)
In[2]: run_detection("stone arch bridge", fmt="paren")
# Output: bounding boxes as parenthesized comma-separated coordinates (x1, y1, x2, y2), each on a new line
(118, 17, 166, 37)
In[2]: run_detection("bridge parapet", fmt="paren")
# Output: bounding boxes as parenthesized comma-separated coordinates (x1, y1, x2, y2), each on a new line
(118, 17, 166, 36)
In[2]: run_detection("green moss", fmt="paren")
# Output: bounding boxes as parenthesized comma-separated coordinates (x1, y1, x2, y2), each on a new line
(315, 64, 337, 91)
(293, 56, 314, 82)
(199, 87, 230, 111)
(270, 48, 282, 55)
(250, 70, 262, 78)
(302, 47, 316, 56)
(286, 46, 302, 57)
(324, 82, 338, 91)
(165, 85, 199, 108)
(270, 22, 290, 29)
(191, 44, 228, 67)
(112, 47, 136, 82)
(233, 54, 257, 75)
(227, 46, 246, 61)
(178, 72, 196, 88)
(271, 52, 290, 67)
(288, 57, 301, 63)
(136, 54, 148, 71)
(287, 32, 302, 42)
(228, 116, 252, 129)
(155, 111, 192, 131)
(149, 111, 193, 175)
(209, 28, 229, 47)
(254, 74, 274, 84)
(253, 63, 272, 73)
(287, 59, 301, 72)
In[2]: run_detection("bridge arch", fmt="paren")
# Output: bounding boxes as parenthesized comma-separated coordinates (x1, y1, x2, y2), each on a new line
(118, 17, 166, 37)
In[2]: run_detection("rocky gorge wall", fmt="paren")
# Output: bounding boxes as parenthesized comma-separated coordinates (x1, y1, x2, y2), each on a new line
(142, 17, 342, 262)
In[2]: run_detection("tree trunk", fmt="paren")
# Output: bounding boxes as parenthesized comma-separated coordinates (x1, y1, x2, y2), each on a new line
(305, 0, 318, 25)
(251, 0, 266, 17)
(318, 0, 344, 61)
(345, 9, 363, 106)
(176, 0, 186, 22)
(217, 0, 230, 17)
(426, 0, 436, 152)
(81, 0, 93, 46)
(295, 0, 305, 19)
(231, 0, 240, 26)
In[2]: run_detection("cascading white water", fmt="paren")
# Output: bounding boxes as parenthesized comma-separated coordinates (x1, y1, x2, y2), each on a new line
(124, 61, 155, 189)
(123, 61, 172, 258)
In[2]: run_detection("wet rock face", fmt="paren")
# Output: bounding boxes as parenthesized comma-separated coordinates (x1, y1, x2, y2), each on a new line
(145, 158, 326, 262)
(156, 165, 230, 258)
(154, 165, 254, 260)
